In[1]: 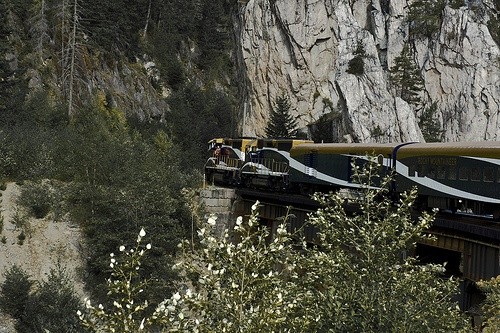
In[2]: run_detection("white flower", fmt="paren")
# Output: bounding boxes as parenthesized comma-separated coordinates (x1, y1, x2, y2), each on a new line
(236, 216, 243, 226)
(119, 245, 125, 252)
(207, 215, 217, 226)
(85, 298, 91, 308)
(173, 292, 181, 301)
(139, 228, 146, 237)
(251, 200, 260, 211)
(146, 243, 152, 249)
(139, 318, 145, 330)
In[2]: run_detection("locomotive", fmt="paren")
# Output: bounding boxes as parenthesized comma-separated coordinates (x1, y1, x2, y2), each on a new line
(205, 139, 500, 219)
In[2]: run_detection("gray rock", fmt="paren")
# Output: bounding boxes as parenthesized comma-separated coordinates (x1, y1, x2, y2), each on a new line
(236, 0, 500, 142)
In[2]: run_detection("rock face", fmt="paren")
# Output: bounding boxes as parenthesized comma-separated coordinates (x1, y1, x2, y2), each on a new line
(235, 0, 500, 142)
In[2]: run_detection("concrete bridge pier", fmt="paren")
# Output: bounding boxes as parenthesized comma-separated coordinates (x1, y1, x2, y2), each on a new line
(199, 187, 245, 235)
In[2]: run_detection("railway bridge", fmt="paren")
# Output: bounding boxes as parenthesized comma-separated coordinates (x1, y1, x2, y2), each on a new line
(200, 186, 500, 317)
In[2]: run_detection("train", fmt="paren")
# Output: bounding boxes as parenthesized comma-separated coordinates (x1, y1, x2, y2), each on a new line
(204, 138, 500, 219)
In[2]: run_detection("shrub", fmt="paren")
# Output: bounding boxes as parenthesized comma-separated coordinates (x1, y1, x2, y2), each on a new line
(346, 40, 367, 75)
(17, 180, 53, 219)
(16, 266, 83, 333)
(408, 0, 446, 38)
(0, 265, 33, 319)
(478, 275, 500, 333)
(347, 55, 365, 75)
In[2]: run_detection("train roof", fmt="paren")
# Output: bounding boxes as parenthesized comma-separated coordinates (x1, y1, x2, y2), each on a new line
(290, 142, 403, 156)
(209, 138, 313, 151)
(397, 141, 500, 158)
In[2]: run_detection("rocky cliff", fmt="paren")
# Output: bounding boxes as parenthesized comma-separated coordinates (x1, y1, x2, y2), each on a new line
(235, 0, 500, 142)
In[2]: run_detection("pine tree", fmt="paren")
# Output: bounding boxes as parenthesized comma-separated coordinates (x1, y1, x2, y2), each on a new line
(265, 94, 298, 138)
(346, 40, 367, 75)
(419, 102, 443, 142)
(408, 0, 445, 38)
(0, 0, 28, 123)
(390, 44, 424, 106)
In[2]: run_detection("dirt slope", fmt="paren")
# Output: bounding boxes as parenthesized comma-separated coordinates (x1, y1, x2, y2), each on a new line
(0, 182, 85, 332)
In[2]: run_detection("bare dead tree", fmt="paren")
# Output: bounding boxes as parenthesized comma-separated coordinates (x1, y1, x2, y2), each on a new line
(67, 0, 78, 119)
(143, 0, 152, 39)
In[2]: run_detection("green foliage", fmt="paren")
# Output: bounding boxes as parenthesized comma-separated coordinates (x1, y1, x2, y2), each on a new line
(408, 0, 446, 38)
(168, 83, 235, 170)
(419, 102, 443, 142)
(305, 159, 470, 332)
(346, 40, 367, 75)
(0, 265, 34, 319)
(265, 94, 299, 138)
(478, 275, 500, 333)
(0, 85, 196, 311)
(79, 229, 155, 332)
(448, 0, 464, 10)
(488, 13, 500, 46)
(11, 208, 31, 243)
(55, 101, 195, 307)
(310, 112, 338, 143)
(17, 180, 55, 218)
(390, 44, 424, 106)
(0, 179, 7, 191)
(152, 208, 312, 332)
(15, 266, 83, 333)
(80, 0, 150, 56)
(17, 230, 26, 245)
(370, 124, 384, 139)
(83, 159, 472, 333)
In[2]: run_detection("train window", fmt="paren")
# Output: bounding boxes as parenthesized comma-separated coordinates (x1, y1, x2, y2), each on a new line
(448, 166, 456, 180)
(470, 167, 481, 182)
(408, 164, 416, 177)
(427, 166, 436, 178)
(459, 167, 469, 181)
(417, 164, 427, 177)
(437, 166, 446, 180)
(483, 167, 494, 182)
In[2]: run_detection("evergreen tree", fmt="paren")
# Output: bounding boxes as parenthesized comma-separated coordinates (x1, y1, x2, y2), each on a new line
(408, 0, 446, 38)
(0, 0, 28, 125)
(346, 40, 367, 75)
(310, 112, 335, 143)
(0, 265, 33, 320)
(390, 44, 424, 106)
(265, 94, 298, 138)
(419, 102, 443, 142)
(0, 0, 12, 115)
